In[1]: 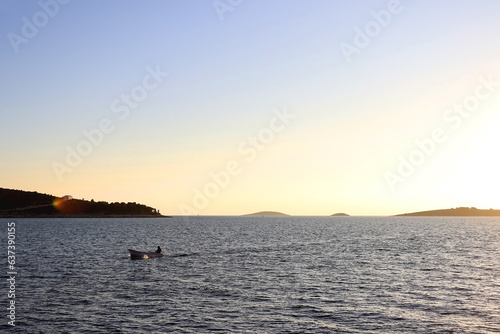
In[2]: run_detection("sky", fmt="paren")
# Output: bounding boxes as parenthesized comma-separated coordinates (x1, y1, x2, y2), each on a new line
(1, 0, 500, 216)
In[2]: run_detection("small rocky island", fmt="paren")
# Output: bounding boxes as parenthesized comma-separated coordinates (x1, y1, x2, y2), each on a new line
(243, 211, 290, 217)
(331, 213, 350, 216)
(0, 188, 166, 217)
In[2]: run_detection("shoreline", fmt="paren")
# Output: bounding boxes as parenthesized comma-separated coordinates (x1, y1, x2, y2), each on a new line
(0, 214, 171, 218)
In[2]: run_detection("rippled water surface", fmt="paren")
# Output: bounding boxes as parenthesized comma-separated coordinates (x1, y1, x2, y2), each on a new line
(2, 216, 500, 333)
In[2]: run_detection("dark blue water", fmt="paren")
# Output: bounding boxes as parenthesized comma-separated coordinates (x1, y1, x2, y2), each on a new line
(2, 216, 500, 333)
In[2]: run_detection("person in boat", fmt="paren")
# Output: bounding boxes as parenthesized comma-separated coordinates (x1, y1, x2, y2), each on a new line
(156, 246, 162, 254)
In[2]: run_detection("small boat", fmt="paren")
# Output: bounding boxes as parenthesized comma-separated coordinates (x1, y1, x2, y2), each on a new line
(128, 249, 166, 260)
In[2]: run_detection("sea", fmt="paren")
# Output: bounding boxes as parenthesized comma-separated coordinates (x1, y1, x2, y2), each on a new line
(1, 216, 500, 333)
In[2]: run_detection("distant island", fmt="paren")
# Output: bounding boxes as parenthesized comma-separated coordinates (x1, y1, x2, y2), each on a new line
(397, 207, 500, 217)
(243, 211, 290, 217)
(331, 213, 350, 216)
(0, 188, 166, 218)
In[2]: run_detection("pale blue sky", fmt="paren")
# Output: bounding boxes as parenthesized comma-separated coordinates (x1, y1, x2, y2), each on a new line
(1, 1, 500, 215)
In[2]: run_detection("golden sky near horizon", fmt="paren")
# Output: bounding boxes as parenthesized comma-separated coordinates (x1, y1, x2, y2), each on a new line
(2, 1, 500, 215)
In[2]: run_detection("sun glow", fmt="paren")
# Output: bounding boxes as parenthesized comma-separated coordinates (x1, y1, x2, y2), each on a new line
(53, 195, 87, 215)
